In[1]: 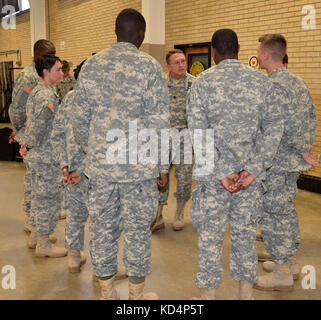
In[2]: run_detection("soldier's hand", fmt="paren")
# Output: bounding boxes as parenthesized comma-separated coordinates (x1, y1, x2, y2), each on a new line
(9, 131, 15, 144)
(237, 170, 255, 189)
(303, 145, 319, 166)
(221, 173, 242, 193)
(69, 172, 82, 187)
(157, 173, 169, 188)
(19, 142, 27, 156)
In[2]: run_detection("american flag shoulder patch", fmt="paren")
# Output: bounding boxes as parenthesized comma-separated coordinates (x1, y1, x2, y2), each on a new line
(24, 86, 32, 94)
(48, 102, 55, 113)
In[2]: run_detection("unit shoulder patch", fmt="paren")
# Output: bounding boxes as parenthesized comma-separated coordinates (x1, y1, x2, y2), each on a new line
(47, 102, 55, 113)
(24, 86, 32, 95)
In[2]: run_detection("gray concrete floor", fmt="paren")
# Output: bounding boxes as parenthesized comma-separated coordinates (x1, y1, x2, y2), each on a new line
(0, 160, 320, 300)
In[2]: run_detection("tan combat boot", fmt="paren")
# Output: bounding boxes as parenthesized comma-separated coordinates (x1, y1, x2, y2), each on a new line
(28, 227, 57, 249)
(93, 265, 128, 282)
(239, 281, 254, 300)
(150, 205, 165, 232)
(256, 232, 263, 242)
(254, 263, 294, 291)
(24, 213, 32, 233)
(59, 209, 66, 220)
(172, 201, 186, 231)
(35, 235, 68, 258)
(262, 258, 300, 280)
(128, 281, 158, 300)
(99, 276, 120, 300)
(257, 247, 271, 261)
(68, 249, 86, 273)
(190, 288, 216, 300)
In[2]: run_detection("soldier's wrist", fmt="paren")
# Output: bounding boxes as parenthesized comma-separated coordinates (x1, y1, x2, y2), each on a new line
(61, 166, 69, 175)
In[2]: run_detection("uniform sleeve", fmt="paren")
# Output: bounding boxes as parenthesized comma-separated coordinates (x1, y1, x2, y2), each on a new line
(302, 82, 317, 151)
(187, 78, 234, 180)
(51, 101, 68, 168)
(243, 83, 284, 177)
(70, 65, 92, 155)
(9, 72, 38, 133)
(143, 62, 171, 174)
(24, 95, 56, 149)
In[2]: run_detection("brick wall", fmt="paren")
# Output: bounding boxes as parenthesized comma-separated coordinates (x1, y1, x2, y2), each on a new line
(166, 0, 321, 178)
(0, 12, 32, 79)
(48, 0, 141, 69)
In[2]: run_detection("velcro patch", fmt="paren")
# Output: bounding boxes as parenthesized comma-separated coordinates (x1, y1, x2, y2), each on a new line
(24, 86, 32, 94)
(48, 102, 55, 113)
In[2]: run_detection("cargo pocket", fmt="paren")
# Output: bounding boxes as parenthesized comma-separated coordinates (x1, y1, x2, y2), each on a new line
(263, 173, 286, 214)
(190, 183, 207, 229)
(87, 181, 115, 221)
(285, 172, 299, 201)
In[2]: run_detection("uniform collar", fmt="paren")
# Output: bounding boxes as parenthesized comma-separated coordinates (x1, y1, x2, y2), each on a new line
(269, 67, 287, 78)
(167, 72, 187, 84)
(215, 59, 242, 69)
(110, 42, 139, 52)
(39, 81, 55, 92)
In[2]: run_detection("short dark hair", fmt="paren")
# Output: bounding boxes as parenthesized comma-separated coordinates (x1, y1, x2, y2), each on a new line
(73, 59, 87, 80)
(283, 53, 288, 65)
(211, 29, 239, 55)
(115, 8, 146, 39)
(35, 54, 61, 77)
(61, 60, 71, 71)
(258, 34, 287, 62)
(166, 49, 184, 64)
(33, 39, 56, 60)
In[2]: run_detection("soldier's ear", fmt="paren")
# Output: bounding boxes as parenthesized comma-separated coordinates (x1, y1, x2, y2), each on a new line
(42, 68, 48, 78)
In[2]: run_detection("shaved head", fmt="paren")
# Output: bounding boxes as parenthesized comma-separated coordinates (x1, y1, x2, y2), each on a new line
(115, 8, 146, 47)
(258, 34, 287, 63)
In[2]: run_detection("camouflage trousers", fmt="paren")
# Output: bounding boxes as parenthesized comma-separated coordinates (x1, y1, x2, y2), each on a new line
(61, 186, 67, 210)
(159, 141, 194, 205)
(64, 180, 89, 251)
(23, 158, 31, 213)
(191, 180, 263, 289)
(87, 178, 158, 278)
(259, 170, 300, 265)
(29, 163, 62, 235)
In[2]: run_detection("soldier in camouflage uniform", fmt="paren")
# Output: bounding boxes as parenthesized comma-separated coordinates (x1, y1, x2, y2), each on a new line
(8, 40, 56, 234)
(51, 89, 88, 271)
(51, 61, 129, 279)
(70, 9, 170, 300)
(254, 34, 317, 291)
(187, 29, 284, 300)
(55, 60, 76, 102)
(21, 54, 67, 258)
(151, 49, 195, 233)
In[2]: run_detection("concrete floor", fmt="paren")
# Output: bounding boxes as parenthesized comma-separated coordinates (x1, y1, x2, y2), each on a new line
(0, 160, 320, 300)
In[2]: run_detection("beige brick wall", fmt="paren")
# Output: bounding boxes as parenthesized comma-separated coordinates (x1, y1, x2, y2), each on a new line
(0, 0, 141, 77)
(0, 12, 32, 79)
(166, 0, 321, 178)
(48, 0, 141, 69)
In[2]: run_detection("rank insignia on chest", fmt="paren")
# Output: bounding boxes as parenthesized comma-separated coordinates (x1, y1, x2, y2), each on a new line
(24, 86, 32, 95)
(48, 102, 55, 113)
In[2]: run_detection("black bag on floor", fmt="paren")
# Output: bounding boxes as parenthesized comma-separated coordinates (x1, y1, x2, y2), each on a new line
(0, 127, 20, 161)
